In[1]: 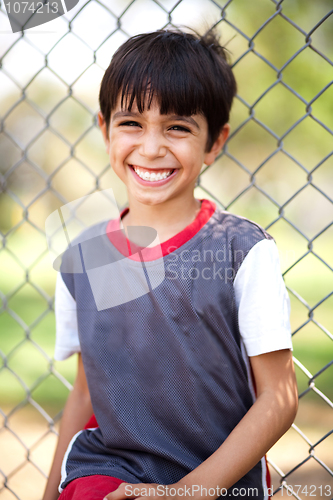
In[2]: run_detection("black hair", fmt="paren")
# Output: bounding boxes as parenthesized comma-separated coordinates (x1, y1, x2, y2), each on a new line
(99, 28, 237, 151)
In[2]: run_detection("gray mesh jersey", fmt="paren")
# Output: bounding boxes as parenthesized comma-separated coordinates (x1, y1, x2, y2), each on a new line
(59, 205, 274, 498)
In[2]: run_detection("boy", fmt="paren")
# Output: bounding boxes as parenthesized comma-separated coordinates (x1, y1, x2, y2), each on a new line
(43, 29, 298, 500)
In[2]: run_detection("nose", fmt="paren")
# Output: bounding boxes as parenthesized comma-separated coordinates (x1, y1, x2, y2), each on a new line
(139, 129, 167, 160)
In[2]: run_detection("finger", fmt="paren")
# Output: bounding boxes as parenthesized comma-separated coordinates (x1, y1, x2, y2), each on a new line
(104, 482, 130, 500)
(104, 482, 145, 500)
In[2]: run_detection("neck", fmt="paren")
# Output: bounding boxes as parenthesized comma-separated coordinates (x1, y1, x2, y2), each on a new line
(121, 195, 201, 244)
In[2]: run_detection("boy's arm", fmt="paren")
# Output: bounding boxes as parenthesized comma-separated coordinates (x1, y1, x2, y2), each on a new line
(106, 348, 298, 500)
(177, 348, 298, 494)
(42, 353, 93, 500)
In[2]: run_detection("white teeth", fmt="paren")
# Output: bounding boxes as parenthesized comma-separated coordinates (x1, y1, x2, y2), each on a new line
(133, 167, 174, 182)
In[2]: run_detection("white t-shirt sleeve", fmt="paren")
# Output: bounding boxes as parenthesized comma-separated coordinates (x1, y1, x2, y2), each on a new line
(233, 238, 292, 357)
(54, 272, 80, 361)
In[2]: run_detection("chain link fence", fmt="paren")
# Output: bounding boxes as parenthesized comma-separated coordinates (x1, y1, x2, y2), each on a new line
(0, 0, 332, 499)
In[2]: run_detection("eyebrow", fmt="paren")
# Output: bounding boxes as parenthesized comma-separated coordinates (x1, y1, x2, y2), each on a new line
(112, 111, 140, 121)
(169, 115, 200, 130)
(111, 111, 200, 129)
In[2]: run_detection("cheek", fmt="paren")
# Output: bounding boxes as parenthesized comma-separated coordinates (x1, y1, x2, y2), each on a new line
(109, 138, 126, 163)
(174, 141, 197, 161)
(111, 135, 134, 158)
(182, 136, 206, 156)
(181, 143, 206, 171)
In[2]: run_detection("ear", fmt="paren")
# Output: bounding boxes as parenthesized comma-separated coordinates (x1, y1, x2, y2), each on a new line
(98, 111, 110, 153)
(203, 123, 230, 166)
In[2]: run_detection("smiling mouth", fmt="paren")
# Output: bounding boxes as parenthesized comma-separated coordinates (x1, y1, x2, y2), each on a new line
(131, 165, 175, 182)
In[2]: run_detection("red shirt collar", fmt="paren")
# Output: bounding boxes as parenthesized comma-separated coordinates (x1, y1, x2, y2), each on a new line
(106, 198, 216, 262)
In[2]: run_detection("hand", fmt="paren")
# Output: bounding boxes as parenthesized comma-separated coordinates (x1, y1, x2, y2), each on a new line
(104, 481, 186, 500)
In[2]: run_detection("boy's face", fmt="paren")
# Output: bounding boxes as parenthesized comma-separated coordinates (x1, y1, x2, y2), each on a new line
(98, 96, 229, 208)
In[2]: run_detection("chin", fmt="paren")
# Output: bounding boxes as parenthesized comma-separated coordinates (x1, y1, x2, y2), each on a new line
(134, 193, 170, 207)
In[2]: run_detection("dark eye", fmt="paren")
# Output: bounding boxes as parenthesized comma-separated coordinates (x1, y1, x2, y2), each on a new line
(169, 125, 190, 132)
(120, 121, 141, 127)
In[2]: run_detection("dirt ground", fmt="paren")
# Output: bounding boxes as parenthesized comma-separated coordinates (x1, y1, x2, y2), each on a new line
(0, 401, 332, 500)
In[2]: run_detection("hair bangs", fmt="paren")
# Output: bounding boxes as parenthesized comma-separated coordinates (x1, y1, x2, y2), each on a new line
(118, 50, 206, 119)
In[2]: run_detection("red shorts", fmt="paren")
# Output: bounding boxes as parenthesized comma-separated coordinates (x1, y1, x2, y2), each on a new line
(59, 475, 125, 500)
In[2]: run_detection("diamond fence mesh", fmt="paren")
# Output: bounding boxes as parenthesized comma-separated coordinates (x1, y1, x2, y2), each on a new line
(0, 0, 332, 498)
